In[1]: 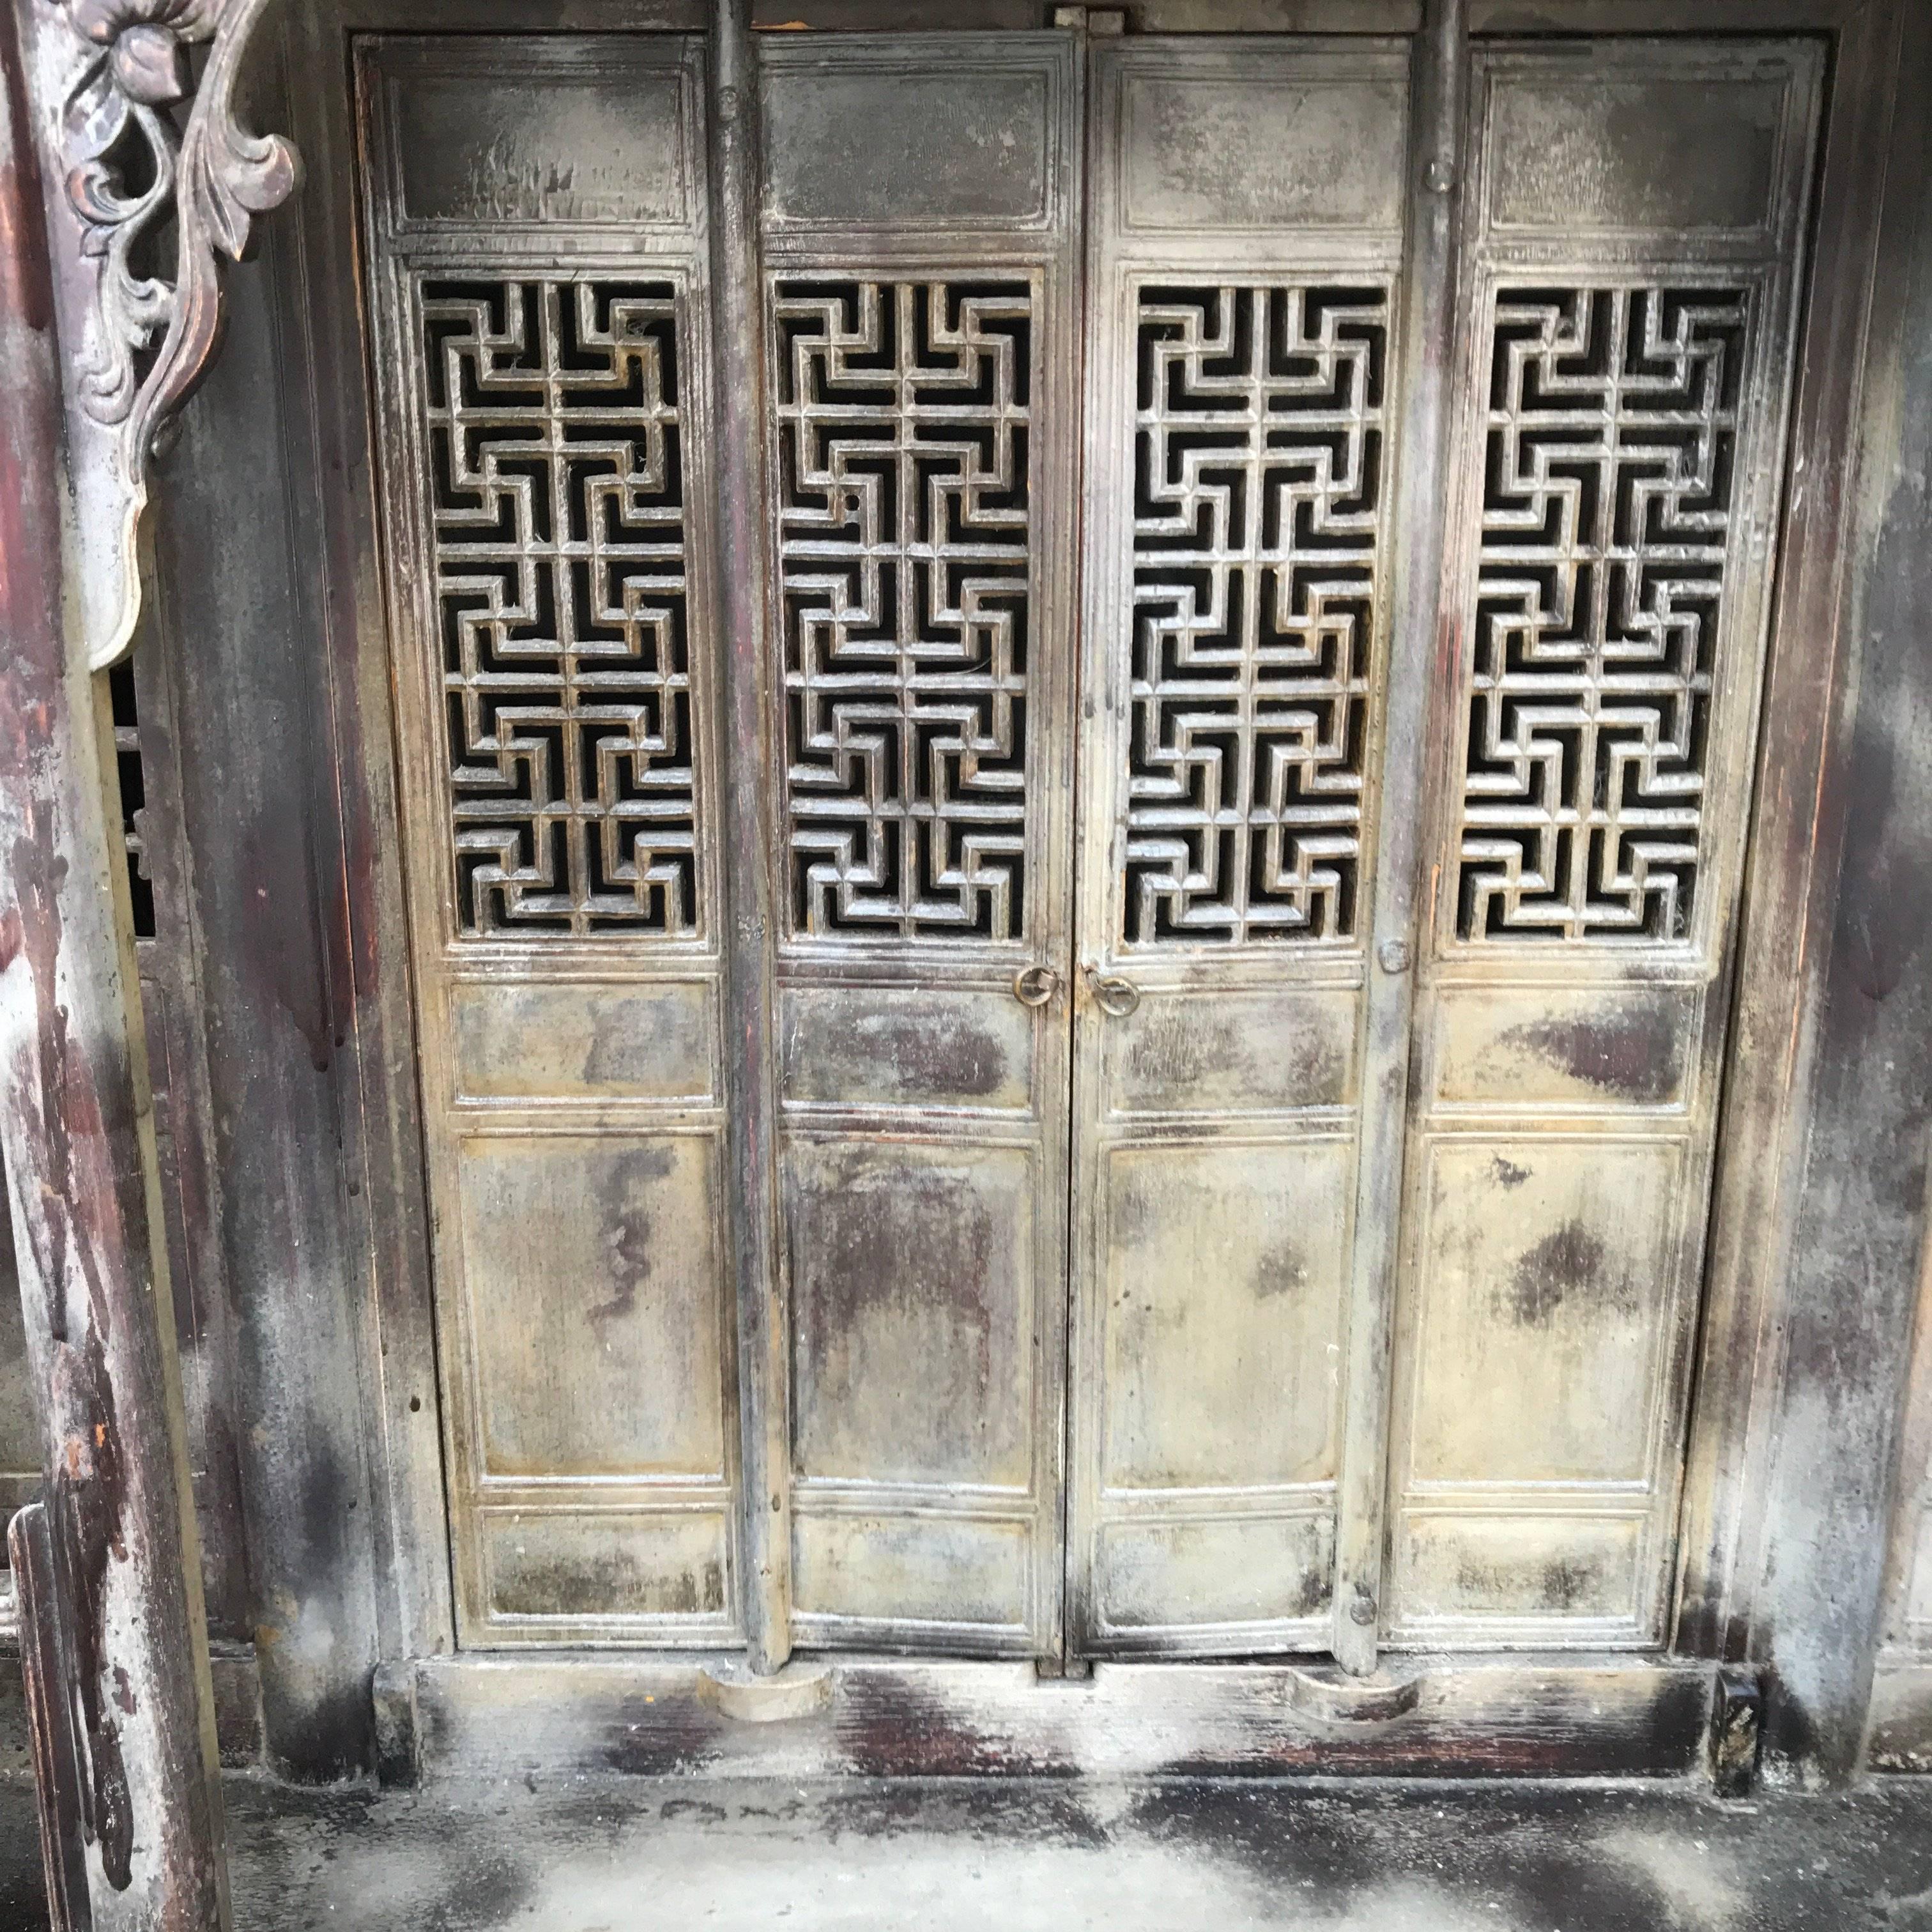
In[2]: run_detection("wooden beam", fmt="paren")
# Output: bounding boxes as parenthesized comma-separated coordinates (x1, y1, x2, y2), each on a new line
(0, 8, 230, 1922)
(1745, 0, 1932, 1784)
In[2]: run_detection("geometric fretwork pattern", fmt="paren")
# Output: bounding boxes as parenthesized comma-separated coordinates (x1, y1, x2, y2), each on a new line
(1457, 284, 1750, 943)
(774, 279, 1032, 942)
(421, 279, 699, 937)
(1128, 284, 1388, 946)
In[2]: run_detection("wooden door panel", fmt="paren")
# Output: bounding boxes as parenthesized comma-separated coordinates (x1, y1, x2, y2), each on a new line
(792, 1516, 1036, 1637)
(760, 36, 1081, 1658)
(361, 36, 742, 1648)
(448, 981, 716, 1103)
(1406, 1139, 1689, 1487)
(1099, 1518, 1334, 1634)
(1395, 1515, 1644, 1630)
(779, 985, 1038, 1113)
(1424, 982, 1699, 1113)
(457, 1136, 728, 1479)
(788, 1140, 1039, 1491)
(479, 1512, 732, 1625)
(1385, 39, 1824, 1650)
(1101, 988, 1357, 1117)
(1100, 1140, 1349, 1491)
(1070, 40, 1412, 1657)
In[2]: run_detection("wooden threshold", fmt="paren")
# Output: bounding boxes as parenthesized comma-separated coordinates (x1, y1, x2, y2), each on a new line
(0, 1639, 263, 1772)
(396, 1652, 1719, 1782)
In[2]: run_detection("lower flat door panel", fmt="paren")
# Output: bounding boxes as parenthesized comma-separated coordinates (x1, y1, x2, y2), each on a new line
(1087, 1125, 1351, 1644)
(1070, 980, 1360, 1654)
(783, 1126, 1059, 1655)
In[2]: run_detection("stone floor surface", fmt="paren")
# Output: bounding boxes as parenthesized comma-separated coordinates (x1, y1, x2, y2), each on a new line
(3, 1774, 1931, 1930)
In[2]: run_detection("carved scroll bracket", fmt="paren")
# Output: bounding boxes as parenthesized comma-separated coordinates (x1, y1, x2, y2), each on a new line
(22, 0, 300, 671)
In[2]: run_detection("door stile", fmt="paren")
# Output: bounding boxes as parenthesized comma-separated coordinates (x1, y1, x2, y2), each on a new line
(1331, 0, 1470, 1676)
(710, 0, 793, 1675)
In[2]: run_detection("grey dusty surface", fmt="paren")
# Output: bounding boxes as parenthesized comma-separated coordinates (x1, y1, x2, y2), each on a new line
(5, 1774, 1932, 1929)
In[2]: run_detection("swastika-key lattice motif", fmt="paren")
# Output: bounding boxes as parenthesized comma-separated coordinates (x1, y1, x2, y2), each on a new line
(775, 279, 1033, 943)
(421, 279, 700, 938)
(1457, 284, 1751, 943)
(1126, 284, 1388, 947)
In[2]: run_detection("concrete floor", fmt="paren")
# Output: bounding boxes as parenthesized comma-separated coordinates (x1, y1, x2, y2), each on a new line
(4, 1773, 1932, 1929)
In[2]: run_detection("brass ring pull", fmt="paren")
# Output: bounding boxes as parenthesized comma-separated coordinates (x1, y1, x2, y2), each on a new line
(1013, 965, 1061, 1008)
(1084, 967, 1141, 1018)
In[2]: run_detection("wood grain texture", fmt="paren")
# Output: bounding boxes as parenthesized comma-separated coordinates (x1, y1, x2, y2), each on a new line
(710, 0, 793, 1676)
(0, 7, 231, 1916)
(1744, 0, 1932, 1784)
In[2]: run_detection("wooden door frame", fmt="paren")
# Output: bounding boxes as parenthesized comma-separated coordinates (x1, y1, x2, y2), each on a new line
(153, 0, 1912, 1777)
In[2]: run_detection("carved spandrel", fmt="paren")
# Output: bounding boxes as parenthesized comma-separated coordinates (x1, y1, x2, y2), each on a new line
(24, 0, 300, 671)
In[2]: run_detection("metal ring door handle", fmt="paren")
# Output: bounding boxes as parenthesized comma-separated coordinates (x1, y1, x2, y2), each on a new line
(1013, 965, 1061, 1008)
(1084, 967, 1141, 1018)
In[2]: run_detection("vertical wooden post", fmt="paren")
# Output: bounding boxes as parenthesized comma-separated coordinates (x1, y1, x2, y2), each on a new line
(0, 8, 230, 1924)
(1331, 0, 1467, 1677)
(709, 0, 792, 1676)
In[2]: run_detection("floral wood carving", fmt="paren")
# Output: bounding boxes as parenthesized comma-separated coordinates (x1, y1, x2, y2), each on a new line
(32, 0, 299, 668)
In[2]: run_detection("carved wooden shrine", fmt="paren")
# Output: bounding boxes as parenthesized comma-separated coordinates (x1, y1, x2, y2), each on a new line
(2, 3, 1930, 1929)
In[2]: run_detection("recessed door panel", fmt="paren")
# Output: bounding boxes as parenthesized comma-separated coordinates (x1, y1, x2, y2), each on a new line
(760, 36, 1080, 1656)
(1069, 40, 1411, 1656)
(788, 1140, 1039, 1492)
(1100, 1140, 1349, 1492)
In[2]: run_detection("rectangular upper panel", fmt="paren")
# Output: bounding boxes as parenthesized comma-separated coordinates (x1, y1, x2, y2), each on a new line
(780, 985, 1035, 1112)
(1475, 40, 1823, 251)
(1105, 987, 1358, 1117)
(363, 37, 701, 239)
(1105, 43, 1409, 238)
(1429, 983, 1700, 1114)
(450, 981, 716, 1105)
(760, 36, 1074, 234)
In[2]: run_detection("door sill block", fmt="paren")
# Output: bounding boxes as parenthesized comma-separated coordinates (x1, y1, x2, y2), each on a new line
(698, 1659, 834, 1724)
(1284, 1662, 1424, 1724)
